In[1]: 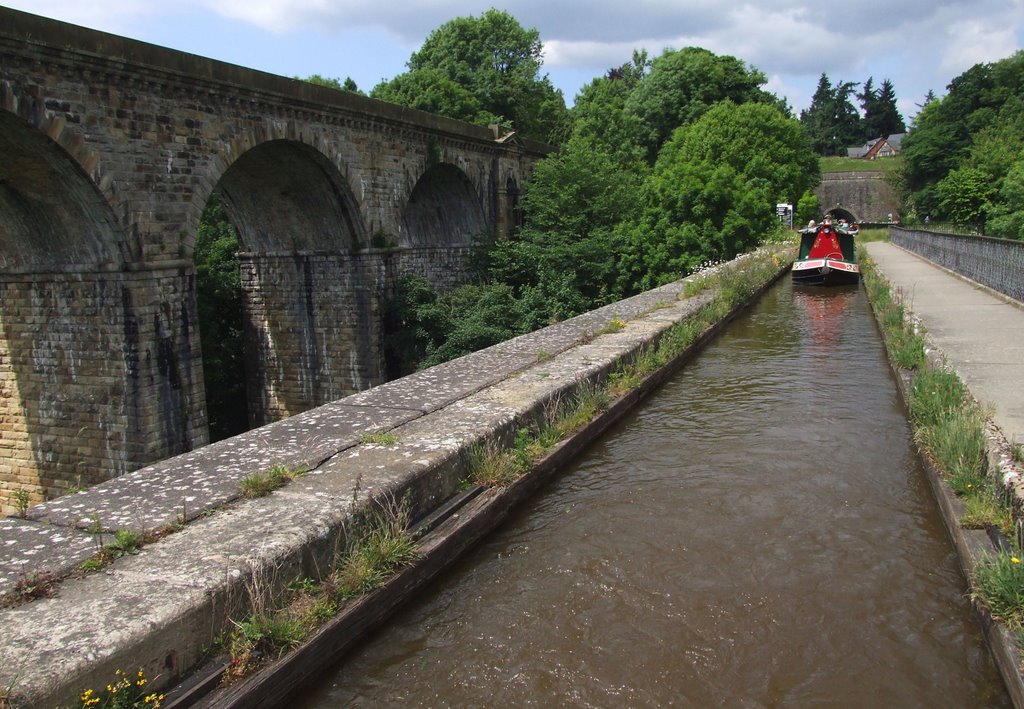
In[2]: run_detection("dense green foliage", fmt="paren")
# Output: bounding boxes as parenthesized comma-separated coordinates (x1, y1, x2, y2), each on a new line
(370, 68, 484, 121)
(618, 101, 816, 288)
(623, 47, 778, 161)
(800, 73, 906, 155)
(371, 9, 568, 143)
(901, 51, 1024, 235)
(298, 74, 363, 94)
(383, 45, 816, 374)
(194, 197, 248, 441)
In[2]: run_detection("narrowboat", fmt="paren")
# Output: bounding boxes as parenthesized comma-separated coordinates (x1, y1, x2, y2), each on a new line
(791, 220, 861, 286)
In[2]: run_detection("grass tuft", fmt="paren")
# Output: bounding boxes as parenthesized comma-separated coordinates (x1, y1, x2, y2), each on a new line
(973, 552, 1024, 629)
(240, 464, 306, 498)
(359, 431, 399, 446)
(465, 442, 522, 487)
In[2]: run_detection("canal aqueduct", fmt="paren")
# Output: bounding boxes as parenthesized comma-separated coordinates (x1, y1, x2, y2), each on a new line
(0, 8, 550, 511)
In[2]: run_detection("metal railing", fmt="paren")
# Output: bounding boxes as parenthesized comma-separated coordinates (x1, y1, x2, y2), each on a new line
(891, 227, 1024, 303)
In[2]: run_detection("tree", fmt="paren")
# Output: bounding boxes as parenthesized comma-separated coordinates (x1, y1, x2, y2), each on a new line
(299, 74, 363, 94)
(371, 68, 489, 124)
(570, 51, 649, 162)
(800, 74, 862, 155)
(795, 190, 820, 226)
(619, 101, 818, 290)
(624, 47, 773, 161)
(987, 159, 1024, 239)
(902, 51, 1024, 222)
(861, 78, 905, 139)
(936, 167, 996, 229)
(375, 9, 568, 142)
(486, 131, 646, 321)
(857, 76, 876, 131)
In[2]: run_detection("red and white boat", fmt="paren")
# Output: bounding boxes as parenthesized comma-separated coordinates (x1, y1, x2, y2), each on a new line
(791, 221, 860, 286)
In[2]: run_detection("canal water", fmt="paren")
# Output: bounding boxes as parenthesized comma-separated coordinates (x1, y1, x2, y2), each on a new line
(299, 279, 1010, 706)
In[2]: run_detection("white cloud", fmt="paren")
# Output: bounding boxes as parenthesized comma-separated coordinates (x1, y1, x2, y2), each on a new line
(6, 0, 1023, 116)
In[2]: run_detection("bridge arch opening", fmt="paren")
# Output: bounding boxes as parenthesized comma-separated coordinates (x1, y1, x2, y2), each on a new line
(826, 207, 858, 225)
(198, 139, 371, 434)
(0, 111, 126, 269)
(0, 110, 134, 510)
(400, 163, 487, 248)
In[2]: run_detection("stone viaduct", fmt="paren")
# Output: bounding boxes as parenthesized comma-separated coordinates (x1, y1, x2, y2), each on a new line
(0, 8, 550, 512)
(816, 171, 902, 225)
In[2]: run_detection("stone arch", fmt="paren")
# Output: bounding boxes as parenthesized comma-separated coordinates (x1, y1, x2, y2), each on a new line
(0, 110, 126, 270)
(399, 163, 487, 248)
(212, 139, 365, 255)
(826, 206, 858, 224)
(196, 139, 375, 428)
(0, 111, 137, 510)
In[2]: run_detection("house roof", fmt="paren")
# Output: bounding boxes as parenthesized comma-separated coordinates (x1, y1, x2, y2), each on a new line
(845, 133, 906, 158)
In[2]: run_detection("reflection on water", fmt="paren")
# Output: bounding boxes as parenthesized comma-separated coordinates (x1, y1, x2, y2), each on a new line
(299, 280, 1009, 707)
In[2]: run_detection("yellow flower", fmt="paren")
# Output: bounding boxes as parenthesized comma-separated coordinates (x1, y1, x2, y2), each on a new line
(1012, 557, 1021, 564)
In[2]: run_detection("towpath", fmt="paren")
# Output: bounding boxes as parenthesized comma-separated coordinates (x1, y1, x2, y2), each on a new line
(863, 241, 1024, 448)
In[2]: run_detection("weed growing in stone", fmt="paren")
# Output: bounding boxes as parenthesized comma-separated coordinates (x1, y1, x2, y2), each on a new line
(960, 479, 1015, 537)
(0, 676, 14, 709)
(106, 529, 143, 559)
(1011, 442, 1024, 464)
(973, 552, 1024, 630)
(596, 318, 626, 336)
(12, 489, 30, 519)
(10, 570, 59, 604)
(915, 410, 988, 494)
(559, 380, 609, 436)
(240, 464, 306, 498)
(359, 431, 399, 446)
(861, 247, 1024, 627)
(75, 668, 163, 708)
(908, 369, 969, 427)
(466, 442, 522, 487)
(861, 251, 926, 370)
(228, 611, 307, 678)
(225, 496, 418, 680)
(330, 499, 418, 599)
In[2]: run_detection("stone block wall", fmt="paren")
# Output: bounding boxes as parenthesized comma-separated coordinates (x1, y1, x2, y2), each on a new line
(239, 252, 385, 426)
(817, 172, 901, 224)
(0, 267, 205, 513)
(891, 228, 1024, 302)
(0, 7, 548, 512)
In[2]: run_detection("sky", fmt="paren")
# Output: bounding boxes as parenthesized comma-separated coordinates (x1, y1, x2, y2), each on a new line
(4, 0, 1024, 124)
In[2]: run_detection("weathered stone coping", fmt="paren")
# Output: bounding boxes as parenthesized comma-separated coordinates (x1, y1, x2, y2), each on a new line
(863, 257, 1024, 708)
(0, 247, 789, 707)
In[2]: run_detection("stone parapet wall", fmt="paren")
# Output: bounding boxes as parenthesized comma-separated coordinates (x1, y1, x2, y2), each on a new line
(891, 228, 1024, 303)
